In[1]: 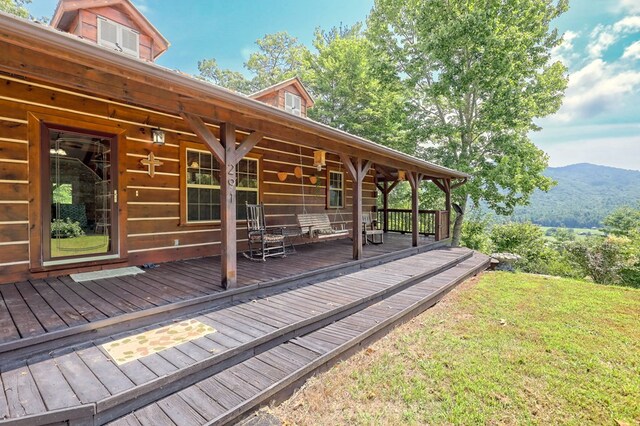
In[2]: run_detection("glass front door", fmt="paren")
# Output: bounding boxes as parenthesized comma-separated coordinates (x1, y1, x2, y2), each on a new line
(45, 128, 117, 263)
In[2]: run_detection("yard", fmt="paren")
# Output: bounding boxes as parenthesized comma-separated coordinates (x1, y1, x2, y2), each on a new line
(267, 272, 640, 425)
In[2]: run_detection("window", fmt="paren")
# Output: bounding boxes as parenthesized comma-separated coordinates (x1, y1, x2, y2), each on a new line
(97, 16, 139, 58)
(284, 92, 302, 116)
(184, 148, 259, 223)
(327, 171, 344, 208)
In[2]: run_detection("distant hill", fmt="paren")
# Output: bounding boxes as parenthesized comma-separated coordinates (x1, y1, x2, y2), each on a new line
(511, 163, 640, 228)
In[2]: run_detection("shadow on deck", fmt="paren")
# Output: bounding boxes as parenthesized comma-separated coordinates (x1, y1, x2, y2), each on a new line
(0, 234, 441, 352)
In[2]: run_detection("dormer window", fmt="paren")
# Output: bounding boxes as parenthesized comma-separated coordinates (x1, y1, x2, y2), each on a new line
(97, 16, 139, 58)
(285, 92, 302, 116)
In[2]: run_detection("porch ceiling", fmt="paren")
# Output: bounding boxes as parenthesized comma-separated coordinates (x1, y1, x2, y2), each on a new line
(0, 12, 468, 180)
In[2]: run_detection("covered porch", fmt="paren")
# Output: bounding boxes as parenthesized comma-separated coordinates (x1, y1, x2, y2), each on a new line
(0, 233, 444, 347)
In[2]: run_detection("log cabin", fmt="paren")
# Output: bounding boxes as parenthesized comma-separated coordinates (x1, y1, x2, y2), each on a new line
(0, 0, 468, 289)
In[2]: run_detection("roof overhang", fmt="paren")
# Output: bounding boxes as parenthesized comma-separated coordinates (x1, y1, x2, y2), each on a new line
(0, 12, 468, 180)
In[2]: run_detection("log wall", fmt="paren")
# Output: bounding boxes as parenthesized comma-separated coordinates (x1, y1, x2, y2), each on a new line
(0, 75, 377, 283)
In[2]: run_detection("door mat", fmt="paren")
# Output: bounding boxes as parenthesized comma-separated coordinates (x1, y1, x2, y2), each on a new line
(70, 266, 144, 282)
(102, 319, 216, 365)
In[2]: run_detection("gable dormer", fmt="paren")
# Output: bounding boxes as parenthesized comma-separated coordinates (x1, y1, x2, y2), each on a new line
(51, 0, 169, 61)
(249, 77, 315, 118)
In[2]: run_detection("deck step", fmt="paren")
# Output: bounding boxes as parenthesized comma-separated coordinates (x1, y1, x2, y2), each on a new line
(0, 239, 450, 363)
(109, 253, 491, 426)
(0, 248, 485, 426)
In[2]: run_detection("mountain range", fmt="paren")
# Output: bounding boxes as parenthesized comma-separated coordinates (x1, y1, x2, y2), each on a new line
(510, 163, 640, 228)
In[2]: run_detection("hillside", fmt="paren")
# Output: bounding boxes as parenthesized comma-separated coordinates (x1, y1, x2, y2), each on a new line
(511, 163, 640, 228)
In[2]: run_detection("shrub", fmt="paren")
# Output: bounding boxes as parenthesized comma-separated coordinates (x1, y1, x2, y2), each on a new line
(460, 215, 492, 253)
(566, 236, 633, 285)
(51, 218, 85, 238)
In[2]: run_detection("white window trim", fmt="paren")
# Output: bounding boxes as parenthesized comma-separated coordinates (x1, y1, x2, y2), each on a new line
(185, 148, 259, 223)
(284, 91, 302, 116)
(97, 16, 140, 58)
(328, 170, 344, 208)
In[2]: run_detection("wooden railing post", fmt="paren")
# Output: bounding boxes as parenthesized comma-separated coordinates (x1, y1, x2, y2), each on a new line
(383, 180, 389, 232)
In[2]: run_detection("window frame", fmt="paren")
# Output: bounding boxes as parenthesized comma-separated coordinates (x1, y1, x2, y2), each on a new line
(97, 16, 140, 58)
(326, 170, 345, 209)
(180, 141, 262, 225)
(284, 91, 302, 116)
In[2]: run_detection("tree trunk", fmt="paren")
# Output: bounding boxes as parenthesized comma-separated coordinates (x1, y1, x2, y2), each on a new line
(450, 196, 467, 247)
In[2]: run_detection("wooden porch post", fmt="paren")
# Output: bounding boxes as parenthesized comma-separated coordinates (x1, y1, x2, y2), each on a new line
(340, 154, 372, 260)
(407, 172, 423, 247)
(181, 113, 262, 289)
(433, 178, 456, 241)
(219, 123, 237, 289)
(383, 180, 389, 232)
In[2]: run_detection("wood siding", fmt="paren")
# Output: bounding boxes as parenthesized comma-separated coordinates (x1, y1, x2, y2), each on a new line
(0, 75, 376, 283)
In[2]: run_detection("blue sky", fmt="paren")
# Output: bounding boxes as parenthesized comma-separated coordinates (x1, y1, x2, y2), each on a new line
(27, 0, 640, 171)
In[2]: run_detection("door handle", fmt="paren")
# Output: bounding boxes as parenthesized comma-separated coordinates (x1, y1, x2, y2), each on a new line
(113, 189, 118, 204)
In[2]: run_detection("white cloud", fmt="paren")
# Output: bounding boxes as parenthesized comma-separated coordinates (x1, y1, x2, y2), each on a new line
(551, 59, 640, 122)
(622, 40, 640, 59)
(587, 15, 640, 58)
(588, 25, 617, 58)
(615, 0, 640, 14)
(551, 30, 580, 66)
(613, 15, 640, 33)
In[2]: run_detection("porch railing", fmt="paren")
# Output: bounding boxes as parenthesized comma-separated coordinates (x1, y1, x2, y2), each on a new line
(376, 209, 450, 241)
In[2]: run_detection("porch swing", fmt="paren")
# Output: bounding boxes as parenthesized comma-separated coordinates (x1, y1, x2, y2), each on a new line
(295, 146, 349, 240)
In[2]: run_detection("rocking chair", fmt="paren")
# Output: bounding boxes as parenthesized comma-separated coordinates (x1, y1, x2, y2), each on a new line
(245, 203, 286, 261)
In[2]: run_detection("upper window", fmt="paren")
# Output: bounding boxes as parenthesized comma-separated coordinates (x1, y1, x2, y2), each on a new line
(284, 92, 302, 116)
(184, 148, 259, 223)
(97, 17, 140, 58)
(327, 171, 344, 208)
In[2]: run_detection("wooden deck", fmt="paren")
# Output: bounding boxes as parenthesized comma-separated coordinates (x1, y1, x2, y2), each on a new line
(0, 243, 489, 425)
(0, 234, 439, 349)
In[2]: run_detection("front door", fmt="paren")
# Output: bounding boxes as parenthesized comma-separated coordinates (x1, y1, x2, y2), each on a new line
(43, 127, 118, 265)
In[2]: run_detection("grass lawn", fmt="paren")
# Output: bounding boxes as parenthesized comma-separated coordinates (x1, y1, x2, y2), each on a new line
(268, 272, 640, 425)
(51, 235, 109, 258)
(541, 226, 605, 241)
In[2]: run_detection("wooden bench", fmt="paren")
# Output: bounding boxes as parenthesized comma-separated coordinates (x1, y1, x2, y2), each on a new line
(296, 213, 350, 240)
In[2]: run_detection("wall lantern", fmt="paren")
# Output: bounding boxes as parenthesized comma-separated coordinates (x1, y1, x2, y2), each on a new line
(313, 150, 326, 171)
(397, 170, 406, 181)
(152, 128, 165, 145)
(309, 175, 318, 185)
(294, 166, 304, 179)
(277, 171, 288, 182)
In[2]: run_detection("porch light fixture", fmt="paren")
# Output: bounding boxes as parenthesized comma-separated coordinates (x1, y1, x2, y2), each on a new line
(313, 150, 326, 171)
(294, 166, 304, 179)
(397, 170, 406, 181)
(277, 171, 288, 182)
(151, 128, 165, 145)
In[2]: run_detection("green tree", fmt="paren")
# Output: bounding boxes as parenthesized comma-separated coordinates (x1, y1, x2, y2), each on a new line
(0, 0, 30, 18)
(304, 24, 411, 153)
(603, 205, 640, 237)
(198, 32, 309, 94)
(368, 0, 568, 245)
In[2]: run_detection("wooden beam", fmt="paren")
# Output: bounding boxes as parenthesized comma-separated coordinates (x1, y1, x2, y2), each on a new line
(431, 178, 446, 193)
(339, 153, 357, 181)
(219, 123, 237, 289)
(451, 177, 468, 190)
(180, 112, 225, 163)
(234, 131, 263, 161)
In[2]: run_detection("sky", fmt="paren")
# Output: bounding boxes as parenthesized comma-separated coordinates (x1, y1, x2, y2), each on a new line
(26, 0, 640, 171)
